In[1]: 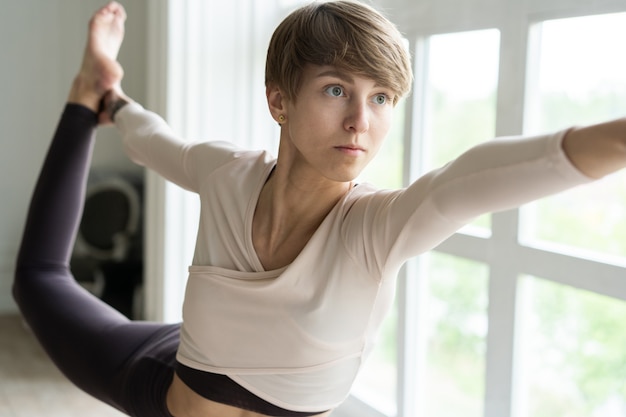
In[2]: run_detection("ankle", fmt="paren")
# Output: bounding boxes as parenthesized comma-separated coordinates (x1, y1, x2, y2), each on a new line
(67, 74, 101, 112)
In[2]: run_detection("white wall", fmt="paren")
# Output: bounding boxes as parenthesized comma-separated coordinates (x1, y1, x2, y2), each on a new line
(0, 0, 149, 313)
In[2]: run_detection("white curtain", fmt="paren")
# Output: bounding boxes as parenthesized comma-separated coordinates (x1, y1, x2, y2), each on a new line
(142, 0, 282, 322)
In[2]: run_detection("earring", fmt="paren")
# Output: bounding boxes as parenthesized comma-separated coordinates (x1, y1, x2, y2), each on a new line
(278, 114, 286, 124)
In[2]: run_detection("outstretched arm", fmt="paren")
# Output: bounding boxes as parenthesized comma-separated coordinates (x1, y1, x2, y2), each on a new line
(563, 118, 626, 179)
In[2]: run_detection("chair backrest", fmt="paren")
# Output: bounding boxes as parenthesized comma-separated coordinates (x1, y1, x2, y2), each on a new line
(76, 177, 141, 261)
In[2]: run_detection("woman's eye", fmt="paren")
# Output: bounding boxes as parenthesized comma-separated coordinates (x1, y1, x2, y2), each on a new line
(326, 86, 344, 97)
(373, 94, 388, 105)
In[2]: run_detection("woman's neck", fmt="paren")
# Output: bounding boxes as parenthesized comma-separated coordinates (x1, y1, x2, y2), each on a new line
(251, 166, 351, 270)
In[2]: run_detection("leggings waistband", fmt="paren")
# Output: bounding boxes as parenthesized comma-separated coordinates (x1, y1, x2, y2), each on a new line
(175, 362, 326, 417)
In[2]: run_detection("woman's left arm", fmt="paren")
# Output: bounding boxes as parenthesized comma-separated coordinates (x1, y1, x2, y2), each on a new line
(353, 117, 626, 269)
(562, 118, 626, 179)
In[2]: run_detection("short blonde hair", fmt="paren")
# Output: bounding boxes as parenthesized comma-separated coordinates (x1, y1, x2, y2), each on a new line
(265, 1, 413, 104)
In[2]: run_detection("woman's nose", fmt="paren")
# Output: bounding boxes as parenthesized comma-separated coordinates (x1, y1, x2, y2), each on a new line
(344, 100, 370, 133)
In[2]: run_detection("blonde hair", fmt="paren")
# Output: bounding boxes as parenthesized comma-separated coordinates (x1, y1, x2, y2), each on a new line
(265, 1, 413, 104)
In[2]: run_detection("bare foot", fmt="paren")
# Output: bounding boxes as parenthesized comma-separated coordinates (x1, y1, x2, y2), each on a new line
(68, 2, 126, 112)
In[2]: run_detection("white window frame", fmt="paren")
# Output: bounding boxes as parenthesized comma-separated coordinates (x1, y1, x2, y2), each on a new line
(142, 1, 626, 416)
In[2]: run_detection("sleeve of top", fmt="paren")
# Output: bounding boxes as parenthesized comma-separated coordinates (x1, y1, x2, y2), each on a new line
(343, 129, 595, 275)
(114, 102, 240, 193)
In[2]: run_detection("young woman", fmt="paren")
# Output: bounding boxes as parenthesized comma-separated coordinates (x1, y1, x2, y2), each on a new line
(13, 1, 626, 417)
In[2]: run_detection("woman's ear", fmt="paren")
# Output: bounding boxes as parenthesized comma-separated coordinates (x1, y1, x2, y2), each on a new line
(266, 85, 287, 125)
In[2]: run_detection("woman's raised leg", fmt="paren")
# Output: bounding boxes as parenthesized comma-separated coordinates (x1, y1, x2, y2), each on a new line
(13, 3, 177, 413)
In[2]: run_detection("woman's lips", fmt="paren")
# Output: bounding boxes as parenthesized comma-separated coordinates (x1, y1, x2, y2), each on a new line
(335, 145, 365, 156)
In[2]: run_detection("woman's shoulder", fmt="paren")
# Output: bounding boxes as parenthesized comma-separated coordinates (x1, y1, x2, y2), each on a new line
(345, 182, 400, 202)
(191, 141, 274, 170)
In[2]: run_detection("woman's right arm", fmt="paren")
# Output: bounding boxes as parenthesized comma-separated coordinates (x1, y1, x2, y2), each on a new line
(108, 94, 239, 192)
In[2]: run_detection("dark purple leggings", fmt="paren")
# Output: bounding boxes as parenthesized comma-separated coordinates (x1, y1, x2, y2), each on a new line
(12, 104, 324, 417)
(13, 104, 178, 417)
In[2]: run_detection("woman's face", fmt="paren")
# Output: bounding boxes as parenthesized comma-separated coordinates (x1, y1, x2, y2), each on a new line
(277, 64, 395, 184)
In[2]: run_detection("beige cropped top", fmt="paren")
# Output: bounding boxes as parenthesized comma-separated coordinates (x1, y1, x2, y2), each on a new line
(115, 102, 591, 412)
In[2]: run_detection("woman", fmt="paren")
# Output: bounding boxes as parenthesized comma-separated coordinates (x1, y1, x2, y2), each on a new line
(13, 1, 626, 416)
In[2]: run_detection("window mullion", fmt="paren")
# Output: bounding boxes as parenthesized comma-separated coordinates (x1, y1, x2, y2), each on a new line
(481, 0, 530, 410)
(396, 258, 430, 417)
(483, 211, 523, 417)
(395, 35, 430, 417)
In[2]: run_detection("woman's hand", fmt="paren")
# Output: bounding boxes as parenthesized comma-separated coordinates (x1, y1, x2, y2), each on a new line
(562, 118, 626, 179)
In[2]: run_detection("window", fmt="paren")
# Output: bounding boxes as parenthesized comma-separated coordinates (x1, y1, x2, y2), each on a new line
(518, 276, 626, 417)
(517, 13, 626, 417)
(421, 252, 488, 417)
(522, 13, 626, 260)
(422, 29, 500, 234)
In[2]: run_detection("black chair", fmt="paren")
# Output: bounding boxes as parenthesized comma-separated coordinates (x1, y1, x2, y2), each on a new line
(71, 176, 143, 319)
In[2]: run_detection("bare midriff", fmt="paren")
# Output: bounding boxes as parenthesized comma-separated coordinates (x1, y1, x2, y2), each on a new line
(166, 373, 333, 417)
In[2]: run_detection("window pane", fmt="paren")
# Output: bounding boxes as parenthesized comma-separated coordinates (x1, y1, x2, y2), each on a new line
(421, 252, 488, 417)
(522, 13, 626, 259)
(518, 276, 626, 417)
(424, 29, 500, 235)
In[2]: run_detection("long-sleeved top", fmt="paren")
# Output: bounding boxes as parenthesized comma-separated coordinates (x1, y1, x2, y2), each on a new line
(115, 102, 592, 412)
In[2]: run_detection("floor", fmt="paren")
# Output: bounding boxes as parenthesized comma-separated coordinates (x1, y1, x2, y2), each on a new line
(0, 315, 125, 417)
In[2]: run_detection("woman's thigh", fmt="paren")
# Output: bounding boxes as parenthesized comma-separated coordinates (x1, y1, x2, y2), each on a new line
(14, 265, 180, 413)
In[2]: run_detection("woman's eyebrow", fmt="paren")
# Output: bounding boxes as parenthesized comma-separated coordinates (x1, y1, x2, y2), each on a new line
(315, 69, 387, 90)
(315, 69, 355, 84)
